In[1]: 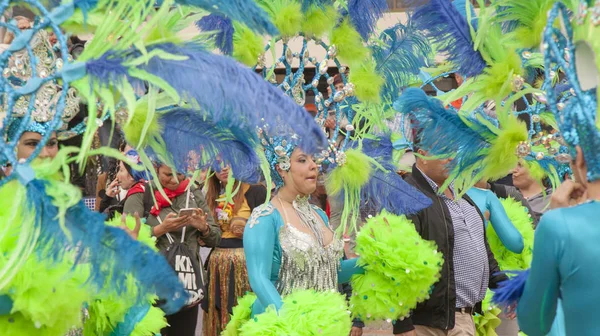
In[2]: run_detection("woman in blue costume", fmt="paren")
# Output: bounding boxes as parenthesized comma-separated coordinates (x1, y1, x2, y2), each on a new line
(493, 2, 600, 335)
(244, 136, 363, 316)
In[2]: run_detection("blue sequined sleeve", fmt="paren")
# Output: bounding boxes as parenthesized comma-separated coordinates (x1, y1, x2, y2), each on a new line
(517, 210, 563, 335)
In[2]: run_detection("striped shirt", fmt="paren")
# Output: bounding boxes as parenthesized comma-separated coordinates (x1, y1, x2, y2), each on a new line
(418, 168, 489, 308)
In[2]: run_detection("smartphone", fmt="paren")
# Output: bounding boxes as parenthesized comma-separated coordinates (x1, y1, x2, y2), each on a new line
(179, 208, 198, 217)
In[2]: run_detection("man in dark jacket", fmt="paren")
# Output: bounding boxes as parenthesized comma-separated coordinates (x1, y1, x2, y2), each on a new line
(393, 151, 508, 336)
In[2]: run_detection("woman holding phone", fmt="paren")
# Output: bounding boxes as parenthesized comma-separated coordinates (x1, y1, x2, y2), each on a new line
(125, 163, 221, 336)
(202, 166, 267, 335)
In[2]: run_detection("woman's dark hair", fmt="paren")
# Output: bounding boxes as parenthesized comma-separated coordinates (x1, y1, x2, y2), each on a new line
(205, 173, 245, 215)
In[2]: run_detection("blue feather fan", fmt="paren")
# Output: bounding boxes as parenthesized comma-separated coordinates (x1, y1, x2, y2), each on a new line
(27, 180, 188, 315)
(372, 22, 432, 103)
(394, 88, 494, 178)
(412, 0, 486, 77)
(196, 14, 234, 55)
(347, 0, 389, 40)
(140, 43, 327, 154)
(492, 269, 530, 308)
(151, 107, 261, 182)
(173, 0, 278, 35)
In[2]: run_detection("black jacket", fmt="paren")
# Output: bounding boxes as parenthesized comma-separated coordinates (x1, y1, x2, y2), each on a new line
(393, 165, 507, 333)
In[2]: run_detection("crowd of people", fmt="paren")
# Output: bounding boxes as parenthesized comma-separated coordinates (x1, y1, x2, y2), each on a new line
(1, 1, 600, 336)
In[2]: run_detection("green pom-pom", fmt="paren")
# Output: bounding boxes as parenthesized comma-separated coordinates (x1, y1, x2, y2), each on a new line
(302, 5, 339, 38)
(488, 197, 535, 271)
(351, 213, 444, 321)
(331, 19, 370, 66)
(233, 22, 264, 67)
(223, 293, 257, 336)
(238, 290, 351, 336)
(473, 290, 502, 336)
(349, 60, 384, 103)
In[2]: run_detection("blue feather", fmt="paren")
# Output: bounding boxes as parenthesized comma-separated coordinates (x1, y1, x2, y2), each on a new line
(85, 51, 142, 90)
(196, 14, 234, 55)
(361, 136, 394, 163)
(495, 5, 520, 33)
(141, 43, 327, 154)
(413, 0, 486, 77)
(351, 136, 432, 215)
(372, 22, 432, 103)
(173, 0, 278, 35)
(347, 0, 388, 40)
(300, 0, 331, 11)
(451, 0, 478, 30)
(150, 107, 261, 182)
(361, 168, 432, 215)
(28, 180, 188, 314)
(394, 88, 494, 177)
(492, 269, 530, 308)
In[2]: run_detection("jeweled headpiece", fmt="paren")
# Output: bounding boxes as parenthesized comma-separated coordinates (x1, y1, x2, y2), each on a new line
(2, 29, 80, 141)
(257, 122, 299, 188)
(543, 1, 600, 182)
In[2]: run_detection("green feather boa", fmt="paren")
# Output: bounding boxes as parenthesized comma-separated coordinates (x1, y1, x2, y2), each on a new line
(223, 290, 351, 335)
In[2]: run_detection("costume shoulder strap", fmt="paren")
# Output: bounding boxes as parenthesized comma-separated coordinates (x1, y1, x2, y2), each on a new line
(248, 203, 275, 228)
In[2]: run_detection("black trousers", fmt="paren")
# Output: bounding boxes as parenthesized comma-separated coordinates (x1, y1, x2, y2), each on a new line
(162, 305, 199, 336)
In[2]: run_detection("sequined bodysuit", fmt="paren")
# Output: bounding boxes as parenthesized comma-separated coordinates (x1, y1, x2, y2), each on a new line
(244, 202, 361, 316)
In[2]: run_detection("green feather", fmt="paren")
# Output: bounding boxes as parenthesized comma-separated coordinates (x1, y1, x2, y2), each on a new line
(233, 22, 264, 66)
(349, 60, 384, 103)
(493, 0, 557, 49)
(222, 293, 257, 336)
(331, 19, 371, 66)
(302, 5, 339, 38)
(237, 290, 351, 335)
(325, 149, 374, 235)
(258, 0, 303, 37)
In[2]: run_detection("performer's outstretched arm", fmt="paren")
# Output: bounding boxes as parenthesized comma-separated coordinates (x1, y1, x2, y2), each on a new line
(485, 191, 524, 253)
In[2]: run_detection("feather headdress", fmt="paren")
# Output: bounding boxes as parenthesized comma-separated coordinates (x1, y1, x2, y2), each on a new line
(412, 0, 486, 77)
(395, 88, 528, 196)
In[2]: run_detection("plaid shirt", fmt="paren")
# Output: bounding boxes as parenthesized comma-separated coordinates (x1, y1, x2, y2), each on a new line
(417, 168, 489, 308)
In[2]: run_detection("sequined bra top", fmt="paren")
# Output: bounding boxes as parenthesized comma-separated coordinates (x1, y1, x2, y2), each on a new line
(248, 203, 344, 296)
(276, 220, 344, 295)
